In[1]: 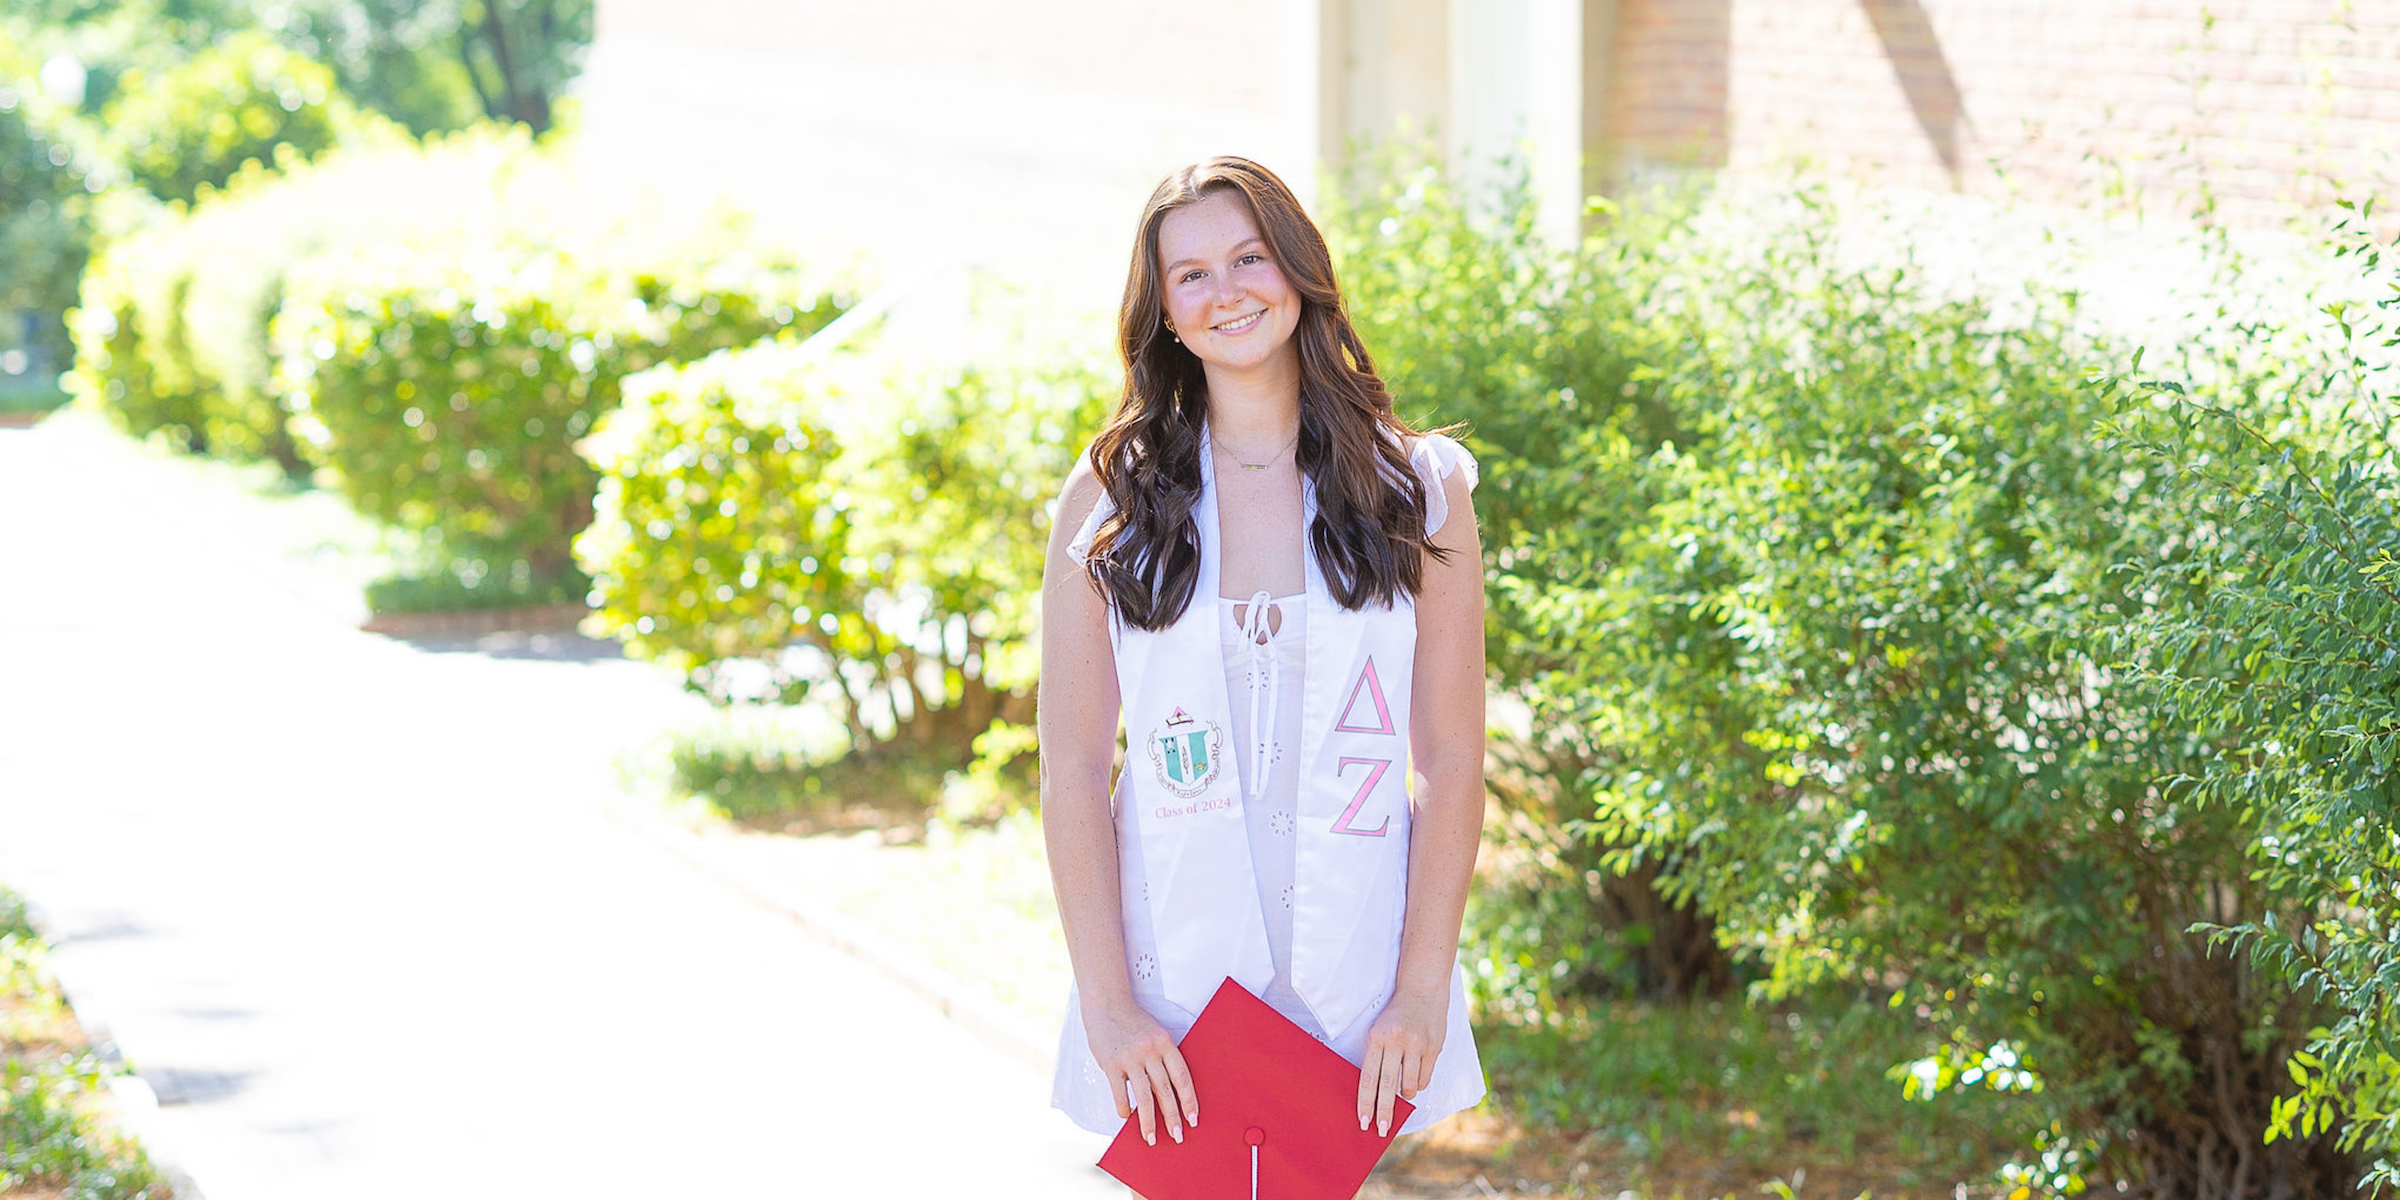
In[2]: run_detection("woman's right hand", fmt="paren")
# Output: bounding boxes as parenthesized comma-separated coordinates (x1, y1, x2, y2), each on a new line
(1084, 997, 1198, 1147)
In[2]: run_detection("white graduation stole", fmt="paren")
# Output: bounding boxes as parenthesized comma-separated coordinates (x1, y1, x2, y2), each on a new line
(1109, 424, 1419, 1042)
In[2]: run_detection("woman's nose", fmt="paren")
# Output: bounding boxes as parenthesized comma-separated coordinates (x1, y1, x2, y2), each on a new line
(1210, 270, 1246, 306)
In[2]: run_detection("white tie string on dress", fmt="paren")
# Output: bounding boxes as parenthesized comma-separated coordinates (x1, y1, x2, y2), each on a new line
(1239, 588, 1280, 805)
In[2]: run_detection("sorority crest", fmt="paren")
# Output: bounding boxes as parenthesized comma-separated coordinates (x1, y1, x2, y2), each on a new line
(1148, 706, 1224, 798)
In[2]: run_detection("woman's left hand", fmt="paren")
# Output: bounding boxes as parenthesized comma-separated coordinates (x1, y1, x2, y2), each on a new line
(1357, 984, 1447, 1137)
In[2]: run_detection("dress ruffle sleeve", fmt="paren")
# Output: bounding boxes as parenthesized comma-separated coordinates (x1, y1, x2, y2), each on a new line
(1410, 432, 1480, 538)
(1065, 488, 1118, 565)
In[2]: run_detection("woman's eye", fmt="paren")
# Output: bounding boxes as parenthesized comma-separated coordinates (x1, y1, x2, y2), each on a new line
(1239, 253, 1264, 265)
(1181, 270, 1205, 283)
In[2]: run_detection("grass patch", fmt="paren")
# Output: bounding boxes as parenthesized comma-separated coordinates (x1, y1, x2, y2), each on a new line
(0, 886, 172, 1200)
(660, 705, 964, 831)
(0, 378, 71, 418)
(362, 561, 592, 616)
(1438, 994, 2043, 1198)
(0, 890, 31, 941)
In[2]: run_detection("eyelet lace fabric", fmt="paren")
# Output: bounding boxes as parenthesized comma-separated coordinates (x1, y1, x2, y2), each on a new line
(1221, 588, 1322, 1037)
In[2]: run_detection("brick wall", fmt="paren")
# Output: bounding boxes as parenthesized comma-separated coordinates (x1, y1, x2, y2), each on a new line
(1605, 0, 2400, 229)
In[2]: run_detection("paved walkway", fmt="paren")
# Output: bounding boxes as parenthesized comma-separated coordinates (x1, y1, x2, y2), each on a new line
(0, 413, 1116, 1199)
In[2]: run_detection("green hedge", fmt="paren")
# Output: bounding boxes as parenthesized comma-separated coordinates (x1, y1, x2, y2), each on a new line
(577, 317, 1109, 759)
(102, 30, 352, 206)
(69, 124, 848, 609)
(70, 123, 528, 463)
(0, 66, 96, 378)
(275, 243, 839, 602)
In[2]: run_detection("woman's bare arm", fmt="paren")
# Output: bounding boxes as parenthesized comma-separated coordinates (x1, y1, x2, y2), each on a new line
(1039, 457, 1198, 1147)
(1359, 460, 1486, 1136)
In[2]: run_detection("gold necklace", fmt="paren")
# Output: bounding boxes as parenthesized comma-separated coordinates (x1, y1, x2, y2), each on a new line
(1215, 429, 1299, 471)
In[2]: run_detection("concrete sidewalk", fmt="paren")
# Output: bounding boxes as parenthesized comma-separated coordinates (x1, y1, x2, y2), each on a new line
(0, 413, 1116, 1199)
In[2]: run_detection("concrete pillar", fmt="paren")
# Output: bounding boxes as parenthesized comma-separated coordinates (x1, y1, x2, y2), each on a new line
(1279, 0, 1338, 207)
(1326, 0, 1451, 163)
(1583, 0, 1620, 206)
(1447, 0, 1588, 244)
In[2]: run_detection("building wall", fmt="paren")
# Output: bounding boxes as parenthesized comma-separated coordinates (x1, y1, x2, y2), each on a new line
(1606, 0, 2400, 227)
(574, 0, 1332, 303)
(573, 0, 2400, 308)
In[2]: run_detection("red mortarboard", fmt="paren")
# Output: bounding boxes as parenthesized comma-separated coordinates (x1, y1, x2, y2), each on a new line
(1098, 977, 1414, 1200)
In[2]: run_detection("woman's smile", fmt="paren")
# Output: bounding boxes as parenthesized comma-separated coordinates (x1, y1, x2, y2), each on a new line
(1155, 189, 1303, 377)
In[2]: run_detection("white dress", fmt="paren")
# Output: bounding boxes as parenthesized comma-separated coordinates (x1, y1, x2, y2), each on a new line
(1049, 434, 1488, 1136)
(1220, 587, 1320, 1038)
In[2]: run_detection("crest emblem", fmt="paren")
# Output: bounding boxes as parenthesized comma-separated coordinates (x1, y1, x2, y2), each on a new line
(1148, 706, 1223, 798)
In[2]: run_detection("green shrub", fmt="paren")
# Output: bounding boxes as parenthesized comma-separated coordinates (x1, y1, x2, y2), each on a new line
(577, 316, 1110, 763)
(67, 215, 212, 451)
(103, 30, 351, 206)
(1324, 150, 1734, 1011)
(1512, 180, 2359, 1195)
(2101, 201, 2400, 1187)
(69, 122, 515, 464)
(275, 242, 837, 596)
(67, 122, 848, 606)
(0, 73, 97, 378)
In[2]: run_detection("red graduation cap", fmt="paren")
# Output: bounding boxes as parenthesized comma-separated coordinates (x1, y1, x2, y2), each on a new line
(1098, 977, 1414, 1200)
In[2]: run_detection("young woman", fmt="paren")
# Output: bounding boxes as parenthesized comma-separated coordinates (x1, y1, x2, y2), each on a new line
(1039, 156, 1488, 1177)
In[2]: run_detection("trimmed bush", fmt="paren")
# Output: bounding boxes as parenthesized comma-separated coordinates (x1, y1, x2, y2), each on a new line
(103, 30, 351, 206)
(275, 242, 839, 600)
(70, 122, 523, 463)
(577, 317, 1110, 761)
(69, 122, 848, 613)
(0, 73, 97, 379)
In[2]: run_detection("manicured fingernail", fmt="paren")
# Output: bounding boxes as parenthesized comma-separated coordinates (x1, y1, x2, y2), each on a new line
(1171, 1126, 1183, 1143)
(1378, 1118, 1390, 1136)
(1145, 1130, 1155, 1146)
(1359, 1113, 1369, 1131)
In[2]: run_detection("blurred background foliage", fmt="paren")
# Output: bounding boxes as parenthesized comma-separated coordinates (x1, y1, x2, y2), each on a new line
(0, 0, 591, 401)
(7, 0, 586, 135)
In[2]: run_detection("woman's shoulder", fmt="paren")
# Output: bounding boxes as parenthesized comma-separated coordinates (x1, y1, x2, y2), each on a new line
(1059, 445, 1103, 504)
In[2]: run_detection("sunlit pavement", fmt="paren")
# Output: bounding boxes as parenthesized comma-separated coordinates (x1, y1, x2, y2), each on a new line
(0, 414, 1117, 1200)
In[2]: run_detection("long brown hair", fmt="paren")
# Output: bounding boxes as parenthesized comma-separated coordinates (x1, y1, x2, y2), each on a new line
(1084, 156, 1451, 630)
